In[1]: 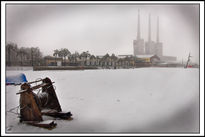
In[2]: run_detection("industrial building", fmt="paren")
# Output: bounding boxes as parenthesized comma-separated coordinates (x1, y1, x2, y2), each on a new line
(133, 10, 176, 62)
(133, 10, 145, 55)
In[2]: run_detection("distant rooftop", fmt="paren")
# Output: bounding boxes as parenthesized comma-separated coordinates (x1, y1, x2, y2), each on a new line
(136, 54, 156, 58)
(118, 54, 133, 58)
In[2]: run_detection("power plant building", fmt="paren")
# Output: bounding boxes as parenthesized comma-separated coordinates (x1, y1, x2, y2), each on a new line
(133, 10, 176, 62)
(145, 14, 156, 55)
(155, 16, 163, 56)
(133, 10, 145, 56)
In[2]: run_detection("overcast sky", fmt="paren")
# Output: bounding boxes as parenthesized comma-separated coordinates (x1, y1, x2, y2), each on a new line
(6, 3, 199, 63)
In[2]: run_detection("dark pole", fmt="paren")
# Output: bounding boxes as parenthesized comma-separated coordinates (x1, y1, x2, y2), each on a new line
(31, 49, 33, 66)
(8, 47, 11, 66)
(21, 54, 23, 66)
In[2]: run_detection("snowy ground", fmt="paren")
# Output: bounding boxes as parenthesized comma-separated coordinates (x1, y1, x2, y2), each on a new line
(5, 67, 199, 133)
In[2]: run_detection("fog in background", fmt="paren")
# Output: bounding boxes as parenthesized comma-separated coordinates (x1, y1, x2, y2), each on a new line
(6, 4, 199, 63)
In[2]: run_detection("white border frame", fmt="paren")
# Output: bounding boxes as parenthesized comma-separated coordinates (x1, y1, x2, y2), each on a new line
(1, 1, 204, 136)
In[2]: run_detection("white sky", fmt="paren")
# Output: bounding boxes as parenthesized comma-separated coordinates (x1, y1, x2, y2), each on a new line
(6, 3, 200, 63)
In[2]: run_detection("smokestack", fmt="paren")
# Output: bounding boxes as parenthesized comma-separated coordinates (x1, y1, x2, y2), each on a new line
(148, 13, 151, 42)
(137, 9, 141, 40)
(157, 16, 159, 43)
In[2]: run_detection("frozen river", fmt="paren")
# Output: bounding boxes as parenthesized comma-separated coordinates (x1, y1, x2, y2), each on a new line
(5, 67, 199, 134)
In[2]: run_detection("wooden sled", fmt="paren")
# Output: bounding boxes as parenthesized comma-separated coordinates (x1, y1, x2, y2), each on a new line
(41, 109, 73, 120)
(16, 77, 73, 129)
(23, 120, 57, 129)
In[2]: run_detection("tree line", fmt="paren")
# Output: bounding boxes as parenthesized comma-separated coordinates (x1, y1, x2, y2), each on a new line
(52, 48, 119, 62)
(6, 42, 137, 67)
(6, 42, 43, 66)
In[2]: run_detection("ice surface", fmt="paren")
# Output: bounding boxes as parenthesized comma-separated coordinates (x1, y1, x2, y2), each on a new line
(5, 68, 199, 133)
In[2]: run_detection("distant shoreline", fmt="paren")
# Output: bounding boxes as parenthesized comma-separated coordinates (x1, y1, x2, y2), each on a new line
(33, 66, 98, 71)
(5, 65, 199, 71)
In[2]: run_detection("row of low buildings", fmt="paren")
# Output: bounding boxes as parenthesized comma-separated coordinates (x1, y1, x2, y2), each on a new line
(44, 54, 161, 69)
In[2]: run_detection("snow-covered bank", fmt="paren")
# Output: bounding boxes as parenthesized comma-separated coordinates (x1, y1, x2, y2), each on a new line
(5, 68, 199, 133)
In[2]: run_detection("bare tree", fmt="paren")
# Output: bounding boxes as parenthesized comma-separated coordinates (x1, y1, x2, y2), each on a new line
(17, 47, 27, 66)
(6, 42, 18, 66)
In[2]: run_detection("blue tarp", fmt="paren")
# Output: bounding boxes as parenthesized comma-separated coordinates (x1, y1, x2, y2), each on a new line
(6, 73, 28, 85)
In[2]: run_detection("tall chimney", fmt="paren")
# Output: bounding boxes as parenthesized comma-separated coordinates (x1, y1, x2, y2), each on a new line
(148, 13, 151, 42)
(157, 16, 159, 43)
(137, 9, 141, 40)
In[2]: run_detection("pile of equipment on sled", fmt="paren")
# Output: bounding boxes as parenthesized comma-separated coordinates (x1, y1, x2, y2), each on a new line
(16, 77, 72, 129)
